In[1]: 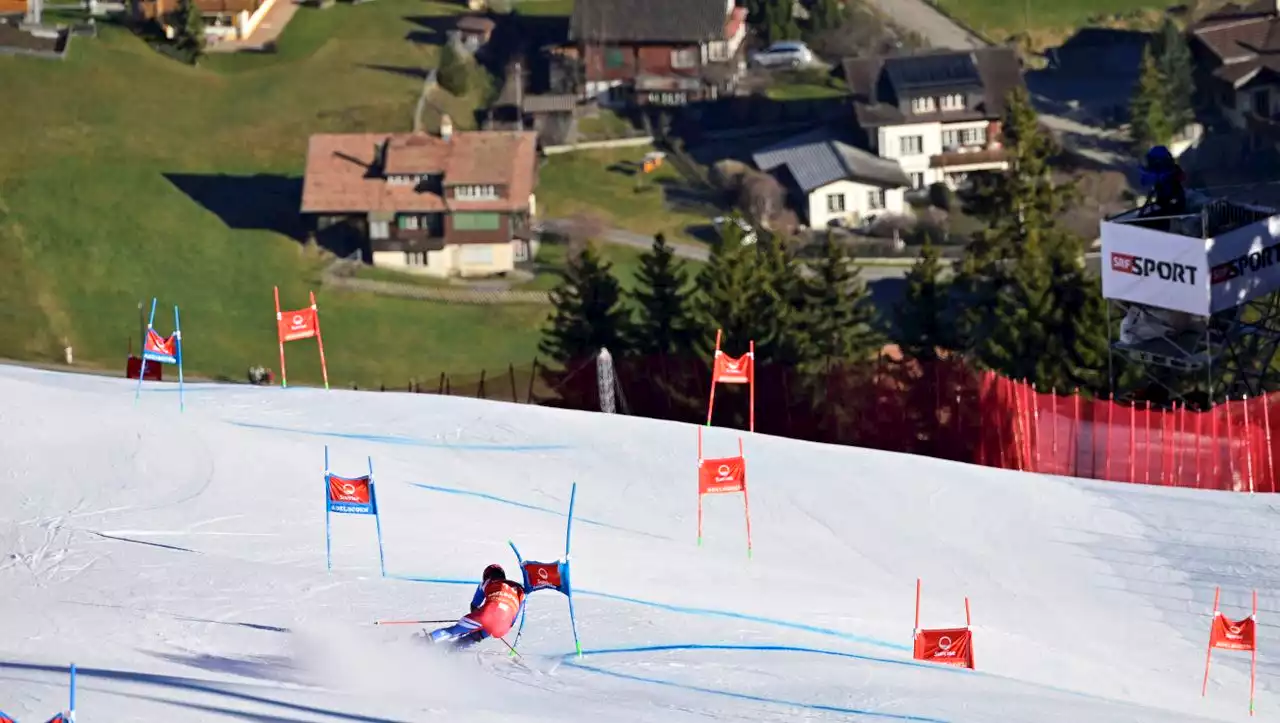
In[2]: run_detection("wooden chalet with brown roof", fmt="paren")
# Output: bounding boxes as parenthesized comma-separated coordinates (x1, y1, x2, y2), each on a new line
(301, 117, 540, 279)
(1190, 0, 1280, 147)
(564, 0, 747, 107)
(132, 0, 273, 44)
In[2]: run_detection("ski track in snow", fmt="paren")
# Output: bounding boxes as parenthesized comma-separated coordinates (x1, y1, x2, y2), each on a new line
(0, 364, 1275, 722)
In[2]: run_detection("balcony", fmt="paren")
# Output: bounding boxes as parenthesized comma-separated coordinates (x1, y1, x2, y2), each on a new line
(929, 146, 1007, 169)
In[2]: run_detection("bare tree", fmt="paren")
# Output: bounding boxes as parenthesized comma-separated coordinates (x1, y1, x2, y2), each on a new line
(738, 171, 787, 229)
(560, 213, 607, 256)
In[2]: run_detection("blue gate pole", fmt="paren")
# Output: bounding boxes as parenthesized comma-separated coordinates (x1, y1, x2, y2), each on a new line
(564, 483, 582, 657)
(173, 305, 184, 413)
(370, 456, 386, 578)
(508, 540, 527, 653)
(69, 662, 76, 722)
(134, 297, 157, 404)
(324, 446, 332, 571)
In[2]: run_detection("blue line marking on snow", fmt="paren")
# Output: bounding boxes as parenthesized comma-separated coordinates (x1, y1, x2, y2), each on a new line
(562, 647, 951, 722)
(228, 421, 570, 452)
(574, 643, 951, 671)
(406, 483, 666, 539)
(390, 575, 906, 652)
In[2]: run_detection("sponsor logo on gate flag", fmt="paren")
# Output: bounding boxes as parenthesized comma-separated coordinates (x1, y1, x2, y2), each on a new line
(1209, 614, 1256, 651)
(142, 328, 178, 364)
(328, 474, 374, 515)
(278, 308, 318, 342)
(913, 627, 973, 669)
(713, 352, 752, 384)
(522, 561, 564, 592)
(699, 456, 745, 494)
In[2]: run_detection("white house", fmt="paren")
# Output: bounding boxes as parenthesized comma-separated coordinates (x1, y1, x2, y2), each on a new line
(753, 126, 911, 229)
(842, 49, 1023, 190)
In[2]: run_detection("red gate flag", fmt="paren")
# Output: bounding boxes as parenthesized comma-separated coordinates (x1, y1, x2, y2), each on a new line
(521, 560, 565, 593)
(696, 426, 753, 557)
(274, 287, 330, 390)
(706, 328, 755, 432)
(912, 578, 974, 670)
(1202, 586, 1258, 715)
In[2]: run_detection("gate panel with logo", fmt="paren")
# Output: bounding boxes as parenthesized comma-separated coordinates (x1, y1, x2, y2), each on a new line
(696, 426, 753, 557)
(274, 286, 331, 390)
(507, 482, 583, 657)
(706, 328, 755, 432)
(324, 445, 386, 577)
(912, 578, 974, 670)
(133, 297, 185, 411)
(1201, 586, 1258, 714)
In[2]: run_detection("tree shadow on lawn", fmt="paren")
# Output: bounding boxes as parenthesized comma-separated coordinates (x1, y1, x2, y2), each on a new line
(360, 63, 429, 80)
(403, 15, 453, 46)
(163, 173, 307, 243)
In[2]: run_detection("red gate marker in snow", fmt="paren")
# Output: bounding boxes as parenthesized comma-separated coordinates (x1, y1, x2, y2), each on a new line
(912, 578, 974, 670)
(274, 286, 330, 390)
(706, 328, 755, 432)
(696, 426, 752, 558)
(1202, 586, 1258, 715)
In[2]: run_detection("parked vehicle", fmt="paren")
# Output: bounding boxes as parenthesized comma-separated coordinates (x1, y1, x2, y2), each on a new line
(750, 41, 814, 69)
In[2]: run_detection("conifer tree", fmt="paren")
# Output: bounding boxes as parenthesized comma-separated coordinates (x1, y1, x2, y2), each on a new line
(894, 239, 952, 364)
(763, 0, 801, 43)
(174, 0, 206, 63)
(540, 242, 632, 364)
(802, 233, 881, 371)
(1154, 17, 1195, 130)
(1130, 45, 1174, 154)
(438, 42, 471, 96)
(630, 233, 696, 356)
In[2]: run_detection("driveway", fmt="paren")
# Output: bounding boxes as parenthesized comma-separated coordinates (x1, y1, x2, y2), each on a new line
(862, 0, 987, 50)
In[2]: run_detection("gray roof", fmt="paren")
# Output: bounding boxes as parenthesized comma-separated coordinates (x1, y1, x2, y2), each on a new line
(753, 127, 910, 193)
(842, 47, 1025, 128)
(570, 0, 727, 43)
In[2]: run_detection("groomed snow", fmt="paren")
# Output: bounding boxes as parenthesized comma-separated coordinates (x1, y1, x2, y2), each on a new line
(0, 364, 1276, 722)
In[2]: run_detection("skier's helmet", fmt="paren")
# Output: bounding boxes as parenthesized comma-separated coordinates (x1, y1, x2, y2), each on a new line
(483, 564, 505, 582)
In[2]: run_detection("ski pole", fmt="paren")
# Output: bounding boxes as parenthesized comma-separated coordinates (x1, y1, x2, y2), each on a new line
(498, 636, 522, 659)
(373, 619, 457, 626)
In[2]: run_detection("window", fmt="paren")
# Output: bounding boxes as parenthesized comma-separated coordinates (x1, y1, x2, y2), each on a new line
(398, 215, 420, 230)
(708, 40, 729, 62)
(512, 239, 531, 263)
(453, 212, 501, 231)
(1255, 89, 1272, 116)
(909, 172, 924, 189)
(671, 48, 698, 69)
(942, 127, 985, 149)
(899, 135, 923, 156)
(461, 245, 495, 265)
(910, 96, 936, 113)
(404, 251, 428, 266)
(605, 47, 625, 69)
(454, 185, 498, 200)
(826, 193, 846, 213)
(867, 189, 886, 210)
(369, 221, 389, 240)
(941, 93, 964, 111)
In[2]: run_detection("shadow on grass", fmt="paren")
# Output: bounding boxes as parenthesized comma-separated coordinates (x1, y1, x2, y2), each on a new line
(360, 63, 429, 79)
(163, 173, 306, 242)
(0, 661, 411, 723)
(403, 14, 454, 45)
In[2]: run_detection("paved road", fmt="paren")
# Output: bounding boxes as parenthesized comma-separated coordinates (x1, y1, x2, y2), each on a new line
(863, 0, 987, 50)
(541, 218, 914, 282)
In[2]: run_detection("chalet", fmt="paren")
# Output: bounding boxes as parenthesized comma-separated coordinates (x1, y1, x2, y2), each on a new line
(300, 117, 540, 279)
(566, 0, 748, 107)
(842, 48, 1024, 190)
(1189, 0, 1280, 149)
(132, 0, 275, 43)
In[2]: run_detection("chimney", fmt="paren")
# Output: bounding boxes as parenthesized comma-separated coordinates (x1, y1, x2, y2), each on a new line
(441, 114, 454, 142)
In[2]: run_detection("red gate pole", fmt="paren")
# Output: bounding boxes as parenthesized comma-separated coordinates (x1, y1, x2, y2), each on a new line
(706, 329, 722, 427)
(1250, 589, 1258, 716)
(1202, 586, 1221, 696)
(696, 427, 704, 546)
(965, 596, 974, 669)
(914, 578, 922, 636)
(740, 437, 752, 559)
(749, 340, 756, 434)
(310, 291, 330, 391)
(273, 286, 289, 389)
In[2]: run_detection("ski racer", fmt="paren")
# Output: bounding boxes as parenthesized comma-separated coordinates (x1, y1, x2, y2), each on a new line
(429, 564, 526, 648)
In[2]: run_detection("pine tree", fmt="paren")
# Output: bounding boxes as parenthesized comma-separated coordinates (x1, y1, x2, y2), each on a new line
(1154, 18, 1195, 131)
(764, 0, 801, 43)
(807, 0, 843, 33)
(1130, 45, 1174, 154)
(894, 239, 952, 364)
(801, 233, 881, 371)
(540, 243, 632, 365)
(630, 233, 696, 356)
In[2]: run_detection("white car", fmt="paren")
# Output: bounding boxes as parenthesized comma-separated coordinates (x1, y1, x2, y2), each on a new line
(750, 41, 814, 69)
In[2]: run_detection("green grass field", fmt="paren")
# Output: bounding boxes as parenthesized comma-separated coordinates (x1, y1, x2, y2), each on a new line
(934, 0, 1176, 45)
(0, 0, 687, 388)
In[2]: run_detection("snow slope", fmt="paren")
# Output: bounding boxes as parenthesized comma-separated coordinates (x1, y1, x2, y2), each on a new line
(0, 364, 1277, 722)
